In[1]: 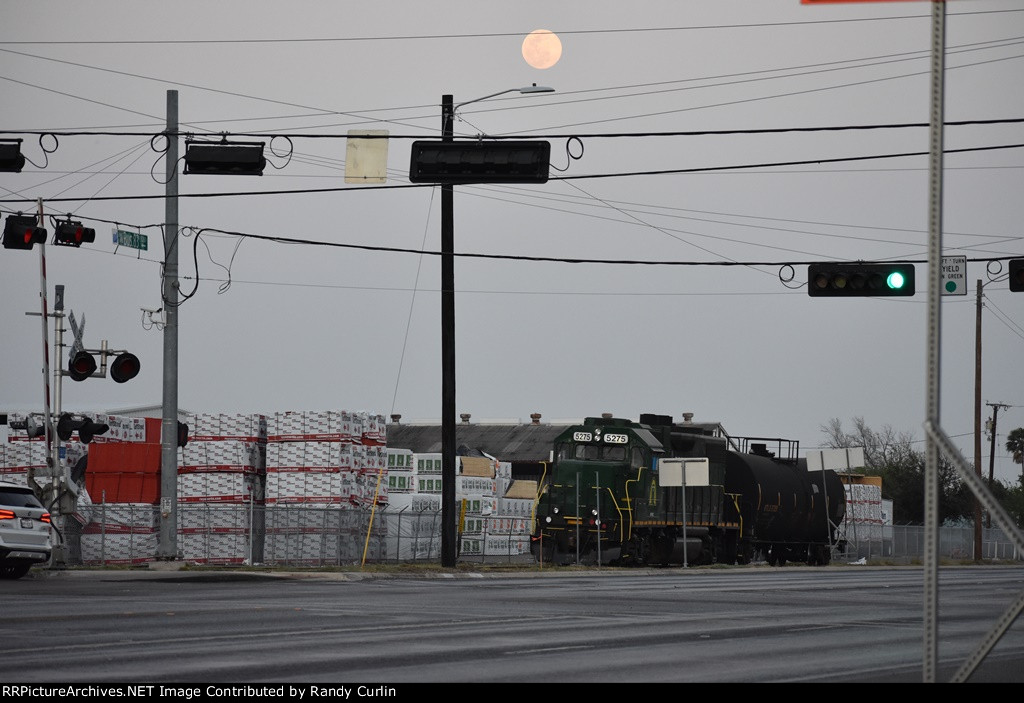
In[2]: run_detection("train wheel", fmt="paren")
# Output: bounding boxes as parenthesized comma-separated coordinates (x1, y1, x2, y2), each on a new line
(768, 545, 786, 567)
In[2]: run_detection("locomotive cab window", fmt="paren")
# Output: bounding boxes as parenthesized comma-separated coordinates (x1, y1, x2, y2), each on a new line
(556, 442, 572, 461)
(604, 446, 626, 461)
(574, 445, 600, 460)
(632, 447, 645, 469)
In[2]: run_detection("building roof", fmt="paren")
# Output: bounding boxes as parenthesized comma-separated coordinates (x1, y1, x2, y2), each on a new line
(386, 421, 570, 463)
(385, 417, 728, 463)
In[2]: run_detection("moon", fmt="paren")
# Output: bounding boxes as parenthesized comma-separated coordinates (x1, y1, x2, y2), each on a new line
(522, 29, 562, 70)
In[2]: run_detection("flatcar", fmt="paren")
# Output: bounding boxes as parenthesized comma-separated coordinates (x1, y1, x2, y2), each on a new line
(531, 413, 845, 566)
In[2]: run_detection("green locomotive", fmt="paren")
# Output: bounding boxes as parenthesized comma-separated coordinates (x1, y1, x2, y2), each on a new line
(531, 414, 846, 566)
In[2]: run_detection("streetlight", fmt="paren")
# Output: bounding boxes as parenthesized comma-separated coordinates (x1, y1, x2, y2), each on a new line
(435, 85, 553, 567)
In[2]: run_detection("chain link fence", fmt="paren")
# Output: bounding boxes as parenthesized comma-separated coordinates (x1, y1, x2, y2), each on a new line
(62, 502, 534, 567)
(57, 502, 1023, 567)
(835, 523, 1022, 563)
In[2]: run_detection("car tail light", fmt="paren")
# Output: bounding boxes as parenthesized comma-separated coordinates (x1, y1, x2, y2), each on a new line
(40, 513, 51, 524)
(0, 509, 15, 520)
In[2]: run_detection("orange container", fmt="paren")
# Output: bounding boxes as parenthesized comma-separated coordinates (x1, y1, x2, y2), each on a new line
(85, 472, 160, 504)
(87, 443, 161, 474)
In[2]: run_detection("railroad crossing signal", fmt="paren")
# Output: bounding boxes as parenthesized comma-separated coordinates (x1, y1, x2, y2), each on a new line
(807, 262, 915, 297)
(53, 221, 96, 248)
(65, 309, 141, 383)
(56, 413, 110, 444)
(108, 352, 141, 383)
(2, 214, 46, 250)
(8, 414, 46, 439)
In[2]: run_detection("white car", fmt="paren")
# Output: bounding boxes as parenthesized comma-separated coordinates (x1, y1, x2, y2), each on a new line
(0, 481, 53, 579)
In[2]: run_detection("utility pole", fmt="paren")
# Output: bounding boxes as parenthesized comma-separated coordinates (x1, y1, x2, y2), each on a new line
(157, 89, 180, 560)
(973, 280, 983, 559)
(440, 93, 456, 568)
(985, 401, 1010, 528)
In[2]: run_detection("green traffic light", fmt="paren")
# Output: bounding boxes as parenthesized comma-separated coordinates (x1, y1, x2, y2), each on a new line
(886, 271, 906, 290)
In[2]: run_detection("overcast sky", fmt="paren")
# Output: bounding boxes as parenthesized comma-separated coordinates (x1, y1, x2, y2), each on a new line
(1, 1, 1022, 482)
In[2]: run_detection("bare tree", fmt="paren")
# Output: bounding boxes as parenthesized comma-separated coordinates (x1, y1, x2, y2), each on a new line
(820, 417, 967, 524)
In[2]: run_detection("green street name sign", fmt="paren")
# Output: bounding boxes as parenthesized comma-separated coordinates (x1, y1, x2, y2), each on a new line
(113, 229, 148, 251)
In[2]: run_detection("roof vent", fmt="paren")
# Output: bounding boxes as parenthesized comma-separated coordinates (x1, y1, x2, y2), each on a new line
(390, 414, 401, 424)
(601, 412, 613, 419)
(682, 413, 694, 423)
(530, 413, 542, 425)
(460, 413, 471, 424)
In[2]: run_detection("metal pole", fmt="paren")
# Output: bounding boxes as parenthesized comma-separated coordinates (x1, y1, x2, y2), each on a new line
(923, 0, 946, 683)
(52, 288, 65, 499)
(576, 471, 580, 565)
(440, 94, 457, 568)
(682, 461, 688, 568)
(595, 477, 601, 567)
(36, 199, 54, 484)
(974, 280, 983, 557)
(53, 285, 64, 445)
(158, 89, 180, 560)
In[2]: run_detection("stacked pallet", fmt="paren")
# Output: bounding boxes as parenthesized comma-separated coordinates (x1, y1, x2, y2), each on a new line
(177, 413, 267, 564)
(262, 410, 388, 565)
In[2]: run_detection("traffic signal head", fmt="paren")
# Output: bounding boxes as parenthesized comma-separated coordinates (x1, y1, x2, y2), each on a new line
(0, 140, 25, 172)
(56, 413, 109, 444)
(807, 263, 915, 297)
(53, 221, 96, 248)
(109, 352, 140, 383)
(409, 140, 551, 184)
(68, 350, 97, 382)
(1009, 259, 1024, 293)
(184, 140, 266, 176)
(3, 215, 46, 250)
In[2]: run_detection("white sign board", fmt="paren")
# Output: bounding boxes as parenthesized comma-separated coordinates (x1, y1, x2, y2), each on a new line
(658, 457, 710, 487)
(941, 255, 967, 296)
(344, 130, 389, 184)
(807, 447, 866, 472)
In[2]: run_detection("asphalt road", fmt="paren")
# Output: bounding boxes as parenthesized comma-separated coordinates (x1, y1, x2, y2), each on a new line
(2, 564, 1022, 684)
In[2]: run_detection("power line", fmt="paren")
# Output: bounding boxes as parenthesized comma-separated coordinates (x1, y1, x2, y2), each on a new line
(6, 116, 1024, 140)
(0, 9, 1017, 45)
(2, 35, 1020, 135)
(5, 140, 1021, 205)
(188, 225, 1021, 269)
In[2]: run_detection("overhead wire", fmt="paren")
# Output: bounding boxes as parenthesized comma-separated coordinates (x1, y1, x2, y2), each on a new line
(1, 21, 1021, 299)
(1, 34, 1021, 136)
(0, 8, 1018, 45)
(4, 139, 1021, 206)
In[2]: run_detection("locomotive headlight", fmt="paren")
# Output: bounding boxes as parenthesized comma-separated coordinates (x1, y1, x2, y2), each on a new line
(552, 506, 559, 514)
(591, 508, 599, 517)
(545, 516, 552, 524)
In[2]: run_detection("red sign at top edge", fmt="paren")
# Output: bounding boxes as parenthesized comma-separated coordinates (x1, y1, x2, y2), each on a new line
(802, 1, 940, 3)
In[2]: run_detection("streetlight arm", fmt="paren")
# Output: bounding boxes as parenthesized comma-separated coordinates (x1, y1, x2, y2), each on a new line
(454, 89, 516, 112)
(453, 84, 554, 112)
